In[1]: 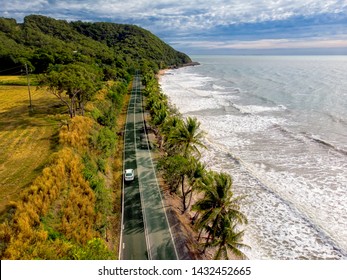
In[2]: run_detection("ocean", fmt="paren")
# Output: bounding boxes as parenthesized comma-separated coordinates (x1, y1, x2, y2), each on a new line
(159, 55, 347, 260)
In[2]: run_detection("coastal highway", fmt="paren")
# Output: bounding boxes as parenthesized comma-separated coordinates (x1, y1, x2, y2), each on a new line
(119, 72, 178, 260)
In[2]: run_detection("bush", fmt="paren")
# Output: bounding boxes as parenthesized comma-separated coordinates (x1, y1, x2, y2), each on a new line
(91, 127, 117, 157)
(72, 238, 114, 260)
(96, 107, 116, 129)
(96, 158, 107, 174)
(59, 116, 94, 150)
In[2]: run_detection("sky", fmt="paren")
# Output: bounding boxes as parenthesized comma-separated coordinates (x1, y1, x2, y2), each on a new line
(1, 0, 347, 55)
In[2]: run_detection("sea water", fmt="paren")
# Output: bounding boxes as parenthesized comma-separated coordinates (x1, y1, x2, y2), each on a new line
(160, 55, 347, 259)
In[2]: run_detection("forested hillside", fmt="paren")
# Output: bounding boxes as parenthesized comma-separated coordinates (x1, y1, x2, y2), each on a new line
(70, 21, 191, 71)
(0, 14, 191, 75)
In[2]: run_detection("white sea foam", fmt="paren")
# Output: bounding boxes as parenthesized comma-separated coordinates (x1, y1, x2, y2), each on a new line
(200, 141, 346, 260)
(212, 84, 225, 90)
(199, 114, 286, 137)
(233, 104, 287, 114)
(160, 56, 347, 259)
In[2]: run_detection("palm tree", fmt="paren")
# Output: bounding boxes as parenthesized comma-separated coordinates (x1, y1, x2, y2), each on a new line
(178, 156, 208, 213)
(206, 212, 250, 260)
(152, 106, 168, 126)
(192, 171, 247, 251)
(161, 115, 183, 151)
(167, 116, 206, 158)
(186, 159, 207, 213)
(159, 117, 207, 212)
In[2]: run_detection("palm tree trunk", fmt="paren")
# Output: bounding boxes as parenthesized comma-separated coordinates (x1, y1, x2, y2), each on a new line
(186, 188, 193, 211)
(181, 175, 186, 213)
(191, 210, 200, 225)
(197, 227, 204, 241)
(203, 231, 212, 253)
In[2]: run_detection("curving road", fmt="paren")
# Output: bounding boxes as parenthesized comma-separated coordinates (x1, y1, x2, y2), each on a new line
(119, 72, 178, 260)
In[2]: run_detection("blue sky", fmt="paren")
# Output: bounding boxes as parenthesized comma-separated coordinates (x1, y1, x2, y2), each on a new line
(1, 0, 347, 55)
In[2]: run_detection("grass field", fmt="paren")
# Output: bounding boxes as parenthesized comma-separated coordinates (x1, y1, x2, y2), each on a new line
(0, 76, 66, 214)
(0, 76, 26, 82)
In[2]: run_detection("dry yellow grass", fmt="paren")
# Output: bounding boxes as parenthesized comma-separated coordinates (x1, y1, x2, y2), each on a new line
(0, 76, 65, 214)
(0, 147, 99, 259)
(0, 76, 26, 82)
(0, 77, 127, 259)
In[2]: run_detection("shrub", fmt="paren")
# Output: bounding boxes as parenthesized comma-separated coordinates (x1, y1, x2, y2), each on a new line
(59, 116, 94, 150)
(72, 238, 114, 260)
(91, 127, 117, 157)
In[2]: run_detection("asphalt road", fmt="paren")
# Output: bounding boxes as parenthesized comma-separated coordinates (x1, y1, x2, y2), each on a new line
(119, 73, 178, 260)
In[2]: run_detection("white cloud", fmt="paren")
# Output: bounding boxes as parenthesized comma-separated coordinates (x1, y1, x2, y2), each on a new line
(3, 1, 347, 30)
(2, 1, 347, 53)
(172, 35, 347, 50)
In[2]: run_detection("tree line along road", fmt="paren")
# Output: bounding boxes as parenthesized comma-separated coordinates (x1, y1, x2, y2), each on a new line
(119, 72, 178, 260)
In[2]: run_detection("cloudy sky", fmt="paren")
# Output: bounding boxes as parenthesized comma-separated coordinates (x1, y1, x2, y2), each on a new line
(1, 0, 347, 54)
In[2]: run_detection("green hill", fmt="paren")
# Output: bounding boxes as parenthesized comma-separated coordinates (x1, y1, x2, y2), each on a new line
(70, 21, 191, 70)
(0, 14, 192, 75)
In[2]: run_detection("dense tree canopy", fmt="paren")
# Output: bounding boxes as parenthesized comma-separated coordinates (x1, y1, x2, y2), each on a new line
(0, 15, 192, 75)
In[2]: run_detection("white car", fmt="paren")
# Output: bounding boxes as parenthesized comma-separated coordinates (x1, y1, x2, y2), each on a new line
(124, 169, 135, 181)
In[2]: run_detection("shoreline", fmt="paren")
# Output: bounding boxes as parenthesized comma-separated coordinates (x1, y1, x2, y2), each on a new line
(157, 57, 347, 260)
(157, 61, 200, 80)
(156, 69, 168, 80)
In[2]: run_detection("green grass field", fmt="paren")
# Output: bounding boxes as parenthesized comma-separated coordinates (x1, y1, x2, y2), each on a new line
(0, 76, 66, 214)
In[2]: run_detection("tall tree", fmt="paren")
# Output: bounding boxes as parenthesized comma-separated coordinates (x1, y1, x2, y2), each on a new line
(39, 63, 102, 117)
(185, 158, 207, 212)
(158, 154, 201, 212)
(192, 172, 247, 250)
(161, 115, 183, 150)
(158, 154, 189, 194)
(206, 213, 250, 260)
